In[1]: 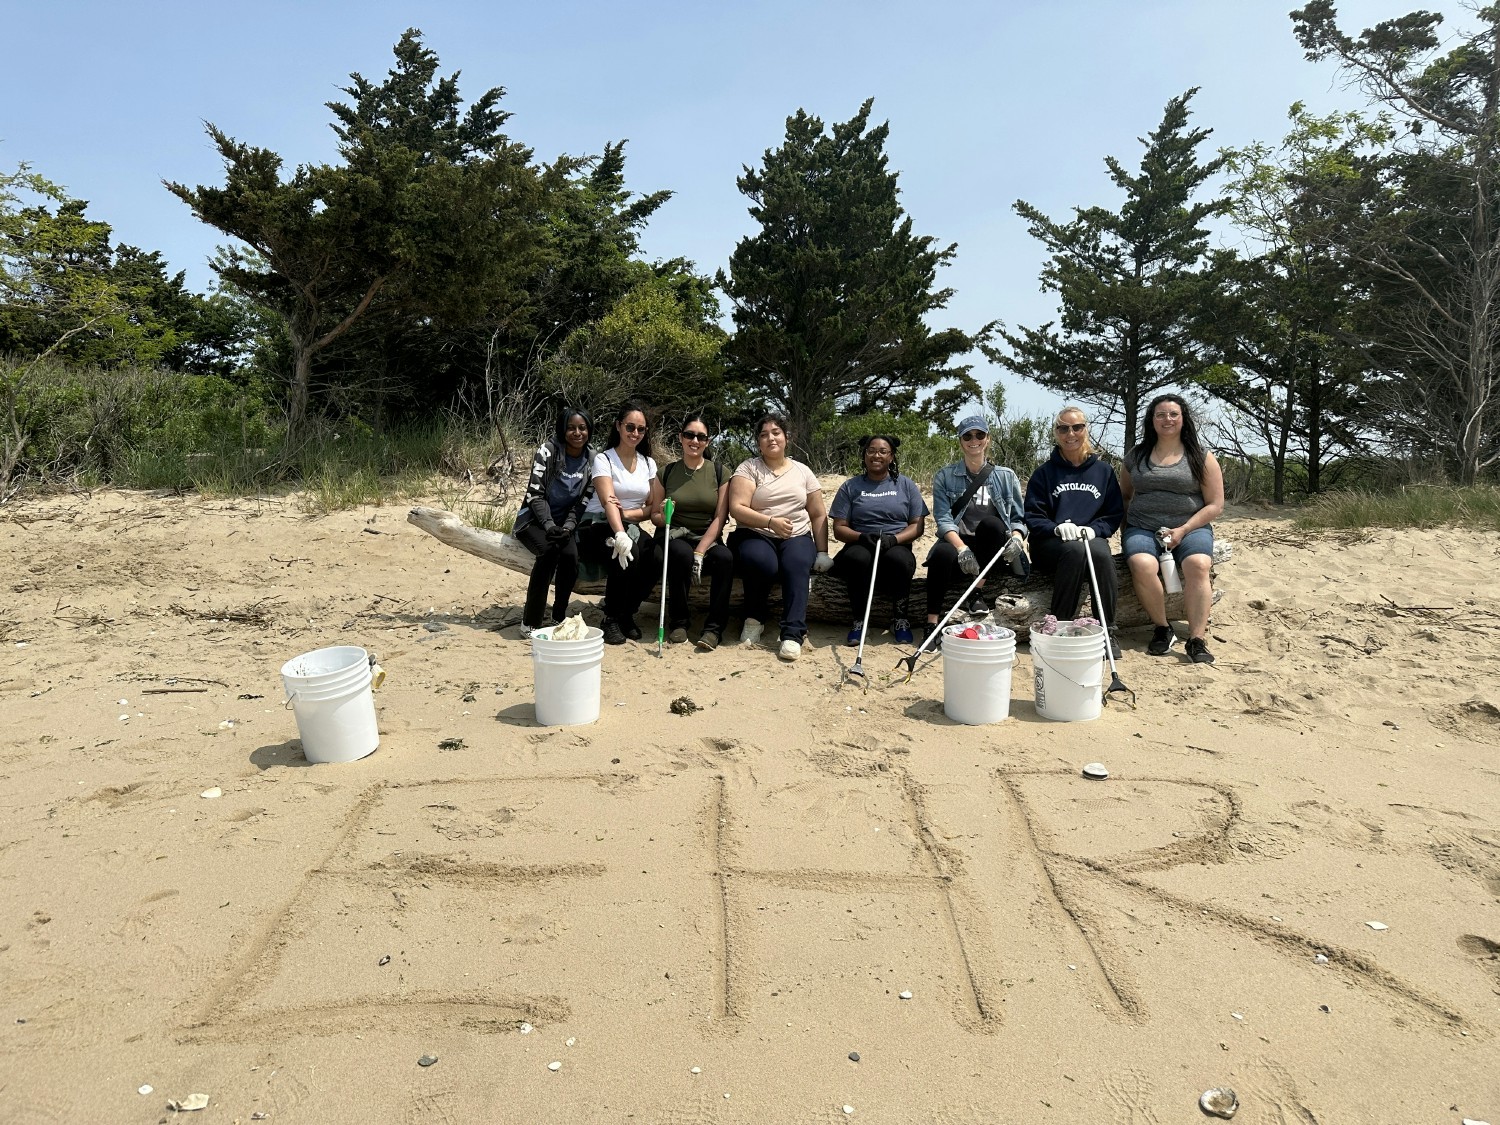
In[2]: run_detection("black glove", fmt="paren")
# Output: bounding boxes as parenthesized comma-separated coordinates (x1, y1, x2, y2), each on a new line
(859, 532, 881, 553)
(879, 533, 899, 552)
(546, 523, 571, 543)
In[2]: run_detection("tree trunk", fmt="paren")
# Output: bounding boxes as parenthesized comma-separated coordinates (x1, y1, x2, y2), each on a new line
(406, 506, 1225, 630)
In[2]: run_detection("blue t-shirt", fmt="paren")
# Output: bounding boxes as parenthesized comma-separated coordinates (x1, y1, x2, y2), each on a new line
(830, 473, 929, 535)
(547, 453, 590, 521)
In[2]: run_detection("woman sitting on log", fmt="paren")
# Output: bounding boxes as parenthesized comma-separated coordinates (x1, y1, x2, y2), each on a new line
(926, 414, 1028, 634)
(1024, 405, 1125, 657)
(829, 434, 928, 647)
(513, 408, 594, 638)
(578, 400, 661, 646)
(727, 412, 832, 662)
(650, 412, 734, 652)
(1120, 393, 1224, 664)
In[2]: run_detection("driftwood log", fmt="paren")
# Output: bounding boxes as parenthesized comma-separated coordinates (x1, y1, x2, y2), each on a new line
(407, 506, 1225, 631)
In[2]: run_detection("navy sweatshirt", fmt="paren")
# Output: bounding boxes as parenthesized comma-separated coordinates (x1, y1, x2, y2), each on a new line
(1023, 447, 1125, 540)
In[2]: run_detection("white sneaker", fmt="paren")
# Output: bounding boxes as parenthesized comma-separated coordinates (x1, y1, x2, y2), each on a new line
(778, 638, 801, 661)
(739, 618, 764, 647)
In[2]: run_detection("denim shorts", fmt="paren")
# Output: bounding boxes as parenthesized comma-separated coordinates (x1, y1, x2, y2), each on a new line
(1123, 524, 1213, 563)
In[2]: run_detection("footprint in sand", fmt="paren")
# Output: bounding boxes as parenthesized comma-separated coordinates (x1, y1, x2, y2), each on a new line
(1457, 933, 1500, 985)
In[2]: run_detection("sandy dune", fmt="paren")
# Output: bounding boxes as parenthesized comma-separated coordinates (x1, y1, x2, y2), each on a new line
(2, 490, 1497, 1123)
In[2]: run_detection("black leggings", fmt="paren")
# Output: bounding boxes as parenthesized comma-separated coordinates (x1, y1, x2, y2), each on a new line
(655, 534, 734, 633)
(515, 520, 579, 629)
(924, 514, 1009, 618)
(831, 541, 916, 619)
(579, 523, 657, 625)
(1031, 534, 1117, 625)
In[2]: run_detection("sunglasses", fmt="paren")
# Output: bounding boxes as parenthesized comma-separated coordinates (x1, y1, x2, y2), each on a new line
(1055, 423, 1087, 434)
(960, 431, 986, 442)
(680, 430, 709, 441)
(621, 422, 647, 434)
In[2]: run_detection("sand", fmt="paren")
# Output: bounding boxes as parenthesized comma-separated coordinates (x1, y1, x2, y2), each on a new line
(2, 489, 1498, 1123)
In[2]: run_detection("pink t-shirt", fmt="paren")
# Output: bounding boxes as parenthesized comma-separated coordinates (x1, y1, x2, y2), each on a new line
(733, 457, 821, 538)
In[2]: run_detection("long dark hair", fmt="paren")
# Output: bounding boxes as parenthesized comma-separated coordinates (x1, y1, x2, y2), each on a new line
(679, 410, 713, 458)
(553, 408, 592, 455)
(605, 398, 652, 453)
(859, 433, 902, 481)
(1127, 393, 1206, 484)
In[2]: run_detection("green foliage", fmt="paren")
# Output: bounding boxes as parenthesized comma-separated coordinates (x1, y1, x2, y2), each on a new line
(1202, 105, 1391, 502)
(1290, 3, 1500, 485)
(990, 90, 1227, 450)
(167, 29, 551, 432)
(1295, 485, 1500, 531)
(541, 265, 726, 425)
(718, 99, 982, 456)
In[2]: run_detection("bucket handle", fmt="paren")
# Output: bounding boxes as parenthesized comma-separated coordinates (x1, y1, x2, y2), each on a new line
(284, 691, 300, 708)
(1032, 647, 1102, 690)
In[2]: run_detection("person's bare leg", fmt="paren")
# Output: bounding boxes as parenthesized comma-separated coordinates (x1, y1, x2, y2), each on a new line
(1182, 554, 1213, 639)
(1129, 553, 1168, 625)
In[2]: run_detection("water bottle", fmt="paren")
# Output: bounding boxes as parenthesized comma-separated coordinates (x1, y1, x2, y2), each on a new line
(1157, 528, 1183, 594)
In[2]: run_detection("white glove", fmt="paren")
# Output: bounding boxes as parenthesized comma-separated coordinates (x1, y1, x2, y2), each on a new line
(609, 531, 634, 568)
(669, 526, 690, 540)
(691, 553, 704, 586)
(957, 547, 980, 576)
(813, 551, 834, 574)
(1077, 526, 1096, 541)
(1000, 536, 1024, 562)
(1055, 521, 1080, 541)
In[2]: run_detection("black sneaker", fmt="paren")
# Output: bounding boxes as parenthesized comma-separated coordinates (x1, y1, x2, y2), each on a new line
(624, 621, 643, 641)
(964, 591, 989, 616)
(1147, 624, 1177, 656)
(1108, 638, 1122, 662)
(1186, 637, 1215, 664)
(601, 619, 627, 646)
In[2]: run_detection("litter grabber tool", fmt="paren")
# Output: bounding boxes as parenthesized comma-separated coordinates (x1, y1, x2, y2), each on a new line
(894, 543, 1008, 683)
(656, 497, 675, 657)
(845, 537, 881, 684)
(1081, 534, 1135, 708)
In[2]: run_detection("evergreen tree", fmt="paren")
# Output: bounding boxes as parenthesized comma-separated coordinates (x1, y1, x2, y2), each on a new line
(717, 99, 980, 461)
(1200, 106, 1388, 501)
(167, 30, 549, 433)
(987, 90, 1226, 450)
(1293, 2, 1500, 483)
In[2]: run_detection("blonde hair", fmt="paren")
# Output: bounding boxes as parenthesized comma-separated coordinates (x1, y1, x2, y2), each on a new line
(1054, 405, 1094, 457)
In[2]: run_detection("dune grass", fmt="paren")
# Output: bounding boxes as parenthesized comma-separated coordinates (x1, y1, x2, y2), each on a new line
(1294, 485, 1500, 531)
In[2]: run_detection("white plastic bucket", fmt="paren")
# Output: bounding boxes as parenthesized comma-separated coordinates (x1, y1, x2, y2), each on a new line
(280, 646, 369, 696)
(1029, 626, 1104, 722)
(281, 646, 379, 763)
(942, 626, 1017, 725)
(531, 626, 605, 726)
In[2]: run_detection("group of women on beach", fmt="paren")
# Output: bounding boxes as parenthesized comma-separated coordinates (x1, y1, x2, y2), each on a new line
(514, 395, 1223, 664)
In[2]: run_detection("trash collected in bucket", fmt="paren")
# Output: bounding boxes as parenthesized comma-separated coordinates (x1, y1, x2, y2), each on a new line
(547, 613, 589, 641)
(530, 622, 604, 725)
(941, 624, 1016, 725)
(1030, 618, 1104, 722)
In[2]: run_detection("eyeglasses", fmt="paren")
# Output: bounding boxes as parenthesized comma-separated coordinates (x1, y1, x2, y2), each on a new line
(1055, 423, 1087, 434)
(622, 422, 647, 434)
(960, 431, 986, 442)
(1153, 412, 1182, 420)
(680, 430, 709, 441)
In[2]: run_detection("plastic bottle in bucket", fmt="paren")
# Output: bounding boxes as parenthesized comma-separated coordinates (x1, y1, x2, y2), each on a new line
(1029, 618, 1104, 722)
(941, 622, 1016, 725)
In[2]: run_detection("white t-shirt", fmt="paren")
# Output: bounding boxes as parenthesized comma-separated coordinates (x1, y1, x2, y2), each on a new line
(733, 457, 821, 538)
(585, 448, 657, 516)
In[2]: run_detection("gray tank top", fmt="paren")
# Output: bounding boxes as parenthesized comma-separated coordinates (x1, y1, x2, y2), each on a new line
(1126, 453, 1204, 530)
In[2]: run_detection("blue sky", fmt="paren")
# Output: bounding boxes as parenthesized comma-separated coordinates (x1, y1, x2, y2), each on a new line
(1, 0, 1472, 421)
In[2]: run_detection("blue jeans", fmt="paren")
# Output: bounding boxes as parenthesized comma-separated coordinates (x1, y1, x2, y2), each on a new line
(1123, 524, 1213, 564)
(729, 529, 816, 641)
